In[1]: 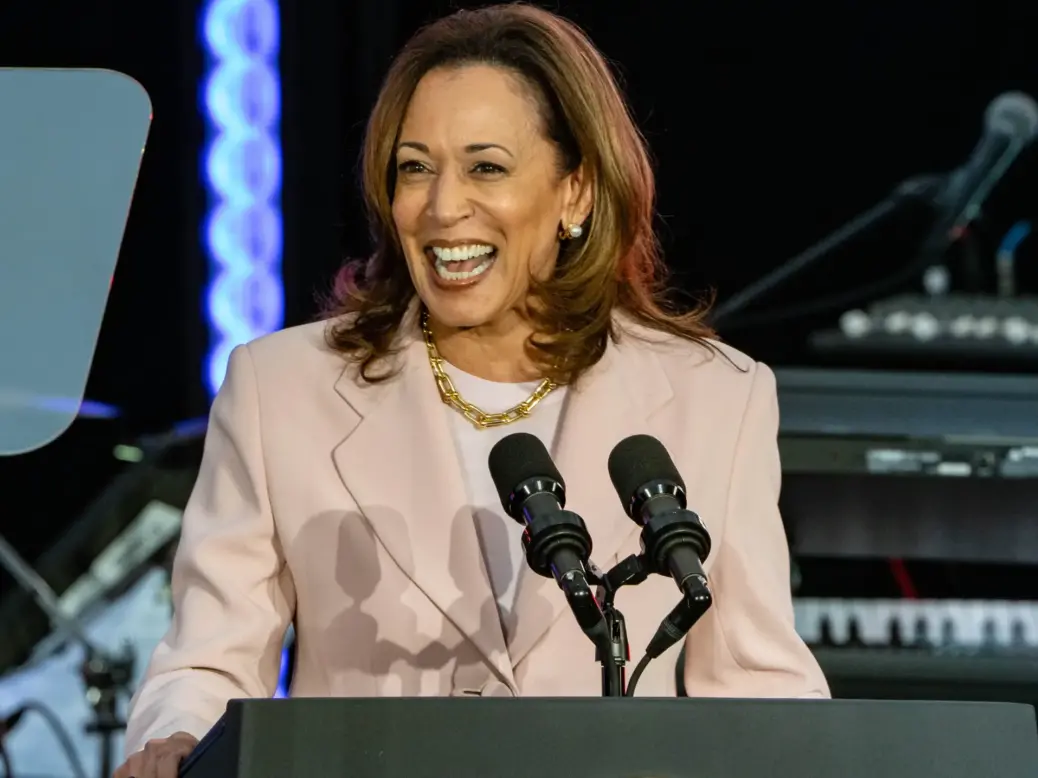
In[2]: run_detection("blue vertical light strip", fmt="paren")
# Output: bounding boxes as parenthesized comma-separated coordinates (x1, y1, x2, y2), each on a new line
(274, 648, 290, 698)
(201, 0, 290, 697)
(274, 626, 295, 699)
(201, 0, 284, 398)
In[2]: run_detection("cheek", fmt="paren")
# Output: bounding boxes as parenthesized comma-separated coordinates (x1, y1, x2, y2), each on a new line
(497, 197, 561, 266)
(391, 189, 423, 237)
(391, 198, 428, 282)
(390, 198, 408, 235)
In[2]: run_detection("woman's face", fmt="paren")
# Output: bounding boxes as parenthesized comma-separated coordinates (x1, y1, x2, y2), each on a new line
(392, 64, 588, 331)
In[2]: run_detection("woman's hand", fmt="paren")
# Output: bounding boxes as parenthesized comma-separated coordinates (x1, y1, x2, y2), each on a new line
(113, 732, 199, 778)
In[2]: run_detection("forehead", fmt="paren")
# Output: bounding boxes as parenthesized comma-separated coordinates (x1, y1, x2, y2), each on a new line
(399, 64, 545, 148)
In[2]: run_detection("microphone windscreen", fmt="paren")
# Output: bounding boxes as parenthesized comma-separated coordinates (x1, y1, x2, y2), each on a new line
(487, 432, 564, 512)
(985, 91, 1038, 141)
(607, 434, 684, 515)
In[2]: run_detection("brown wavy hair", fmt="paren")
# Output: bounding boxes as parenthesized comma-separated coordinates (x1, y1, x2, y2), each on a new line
(323, 2, 716, 384)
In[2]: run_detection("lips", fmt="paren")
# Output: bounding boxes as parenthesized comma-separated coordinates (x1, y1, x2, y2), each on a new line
(425, 242, 498, 285)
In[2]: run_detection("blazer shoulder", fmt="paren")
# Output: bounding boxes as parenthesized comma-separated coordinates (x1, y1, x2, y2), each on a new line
(614, 318, 759, 379)
(663, 338, 769, 406)
(242, 318, 346, 378)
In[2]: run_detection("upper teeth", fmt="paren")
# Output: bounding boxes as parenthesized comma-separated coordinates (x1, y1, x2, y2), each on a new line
(431, 244, 495, 262)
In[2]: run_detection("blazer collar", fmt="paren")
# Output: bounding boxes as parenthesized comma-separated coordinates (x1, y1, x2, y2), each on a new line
(506, 321, 674, 666)
(331, 312, 675, 681)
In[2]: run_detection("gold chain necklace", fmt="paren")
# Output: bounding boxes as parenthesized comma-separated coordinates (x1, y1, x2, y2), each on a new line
(421, 309, 557, 430)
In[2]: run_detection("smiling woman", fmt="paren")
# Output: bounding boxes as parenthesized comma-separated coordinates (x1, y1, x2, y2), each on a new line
(117, 5, 827, 777)
(389, 63, 593, 382)
(323, 3, 713, 386)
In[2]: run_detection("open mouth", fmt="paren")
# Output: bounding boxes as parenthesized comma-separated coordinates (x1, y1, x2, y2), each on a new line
(426, 243, 498, 283)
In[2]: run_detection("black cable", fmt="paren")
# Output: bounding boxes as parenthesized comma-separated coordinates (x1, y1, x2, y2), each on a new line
(0, 738, 12, 778)
(711, 175, 943, 328)
(715, 249, 943, 333)
(0, 708, 21, 778)
(624, 653, 653, 697)
(10, 702, 88, 778)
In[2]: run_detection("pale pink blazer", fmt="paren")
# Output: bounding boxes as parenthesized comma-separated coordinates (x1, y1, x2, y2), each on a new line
(124, 313, 829, 754)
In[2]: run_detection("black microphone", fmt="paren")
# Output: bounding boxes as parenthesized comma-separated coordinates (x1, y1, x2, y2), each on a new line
(608, 434, 713, 657)
(488, 433, 608, 645)
(923, 91, 1038, 255)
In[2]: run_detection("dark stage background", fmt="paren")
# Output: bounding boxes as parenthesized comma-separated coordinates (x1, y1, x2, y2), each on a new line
(2, 0, 1038, 611)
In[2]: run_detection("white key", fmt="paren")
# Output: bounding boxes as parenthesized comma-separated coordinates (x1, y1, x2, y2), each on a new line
(1013, 604, 1038, 647)
(853, 600, 888, 646)
(827, 600, 851, 644)
(894, 600, 922, 644)
(954, 601, 985, 648)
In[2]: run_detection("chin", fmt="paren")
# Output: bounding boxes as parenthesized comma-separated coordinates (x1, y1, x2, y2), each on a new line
(423, 296, 504, 330)
(419, 265, 514, 330)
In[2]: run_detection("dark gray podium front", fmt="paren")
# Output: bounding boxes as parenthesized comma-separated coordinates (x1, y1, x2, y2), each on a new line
(178, 697, 1038, 778)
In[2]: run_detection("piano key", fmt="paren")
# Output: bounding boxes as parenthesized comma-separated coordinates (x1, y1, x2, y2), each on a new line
(793, 599, 1038, 651)
(853, 600, 890, 645)
(959, 601, 986, 647)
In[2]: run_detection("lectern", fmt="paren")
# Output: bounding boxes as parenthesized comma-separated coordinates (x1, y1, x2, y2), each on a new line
(179, 697, 1038, 778)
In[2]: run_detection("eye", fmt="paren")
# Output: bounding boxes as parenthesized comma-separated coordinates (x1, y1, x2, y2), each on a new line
(472, 161, 507, 176)
(397, 160, 429, 174)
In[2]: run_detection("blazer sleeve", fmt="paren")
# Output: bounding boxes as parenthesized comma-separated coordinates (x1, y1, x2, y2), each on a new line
(681, 362, 829, 698)
(124, 345, 296, 755)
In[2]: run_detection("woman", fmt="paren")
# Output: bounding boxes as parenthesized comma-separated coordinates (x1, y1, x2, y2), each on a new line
(116, 3, 828, 776)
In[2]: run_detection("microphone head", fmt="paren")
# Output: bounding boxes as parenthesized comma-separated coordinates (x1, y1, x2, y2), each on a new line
(487, 432, 565, 519)
(985, 91, 1038, 142)
(607, 434, 685, 520)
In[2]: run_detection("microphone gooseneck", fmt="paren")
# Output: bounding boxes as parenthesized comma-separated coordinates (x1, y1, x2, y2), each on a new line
(488, 433, 609, 645)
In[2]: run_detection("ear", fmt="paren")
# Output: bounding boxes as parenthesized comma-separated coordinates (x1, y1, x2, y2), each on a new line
(560, 163, 594, 228)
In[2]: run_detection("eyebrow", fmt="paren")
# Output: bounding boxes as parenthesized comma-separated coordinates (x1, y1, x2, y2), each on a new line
(397, 141, 514, 158)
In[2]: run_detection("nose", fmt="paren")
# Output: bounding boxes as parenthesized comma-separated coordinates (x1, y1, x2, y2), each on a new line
(426, 169, 473, 225)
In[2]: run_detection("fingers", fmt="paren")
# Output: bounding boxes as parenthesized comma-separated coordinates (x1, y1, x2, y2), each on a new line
(113, 753, 143, 778)
(157, 735, 197, 778)
(113, 732, 198, 778)
(156, 751, 183, 778)
(168, 731, 199, 751)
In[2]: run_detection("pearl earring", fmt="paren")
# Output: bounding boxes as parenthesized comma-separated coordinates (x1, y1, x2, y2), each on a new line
(559, 223, 584, 241)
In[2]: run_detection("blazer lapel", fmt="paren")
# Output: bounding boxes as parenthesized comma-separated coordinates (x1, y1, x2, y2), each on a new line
(507, 328, 675, 667)
(331, 327, 515, 690)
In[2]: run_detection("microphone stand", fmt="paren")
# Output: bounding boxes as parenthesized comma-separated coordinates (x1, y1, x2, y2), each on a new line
(587, 555, 650, 697)
(0, 532, 134, 778)
(711, 174, 945, 326)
